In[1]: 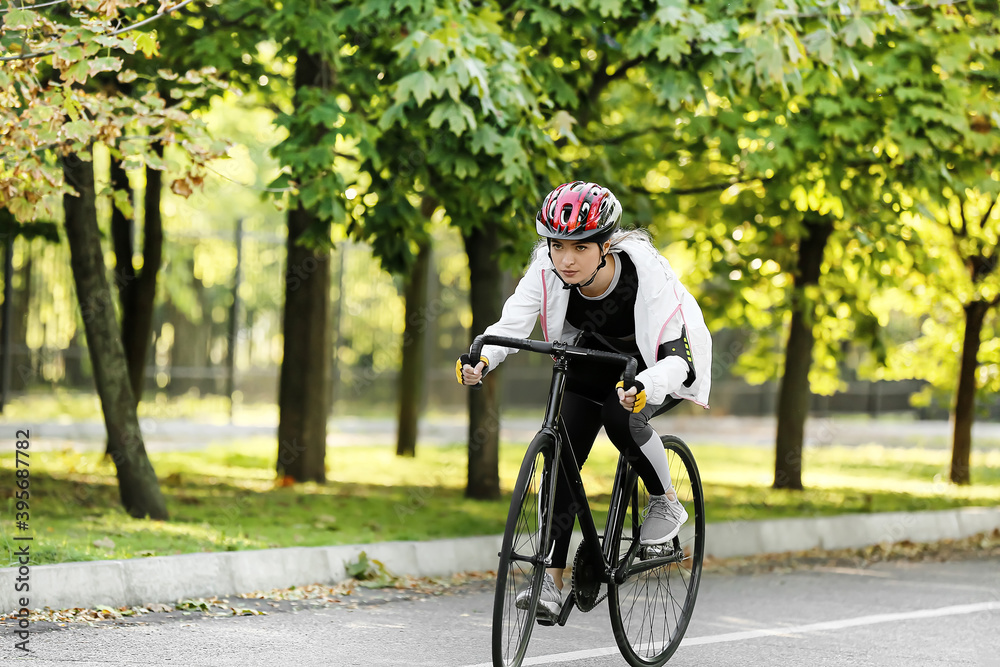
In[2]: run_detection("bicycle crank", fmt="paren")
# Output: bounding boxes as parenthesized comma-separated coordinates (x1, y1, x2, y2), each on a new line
(572, 541, 607, 612)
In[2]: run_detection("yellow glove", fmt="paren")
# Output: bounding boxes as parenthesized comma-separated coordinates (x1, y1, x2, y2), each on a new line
(456, 354, 489, 386)
(616, 380, 647, 413)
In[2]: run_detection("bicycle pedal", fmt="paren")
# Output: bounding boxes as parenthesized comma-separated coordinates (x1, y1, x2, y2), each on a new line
(640, 544, 674, 559)
(534, 610, 559, 626)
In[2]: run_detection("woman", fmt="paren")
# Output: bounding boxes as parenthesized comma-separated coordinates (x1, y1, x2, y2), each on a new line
(457, 181, 712, 618)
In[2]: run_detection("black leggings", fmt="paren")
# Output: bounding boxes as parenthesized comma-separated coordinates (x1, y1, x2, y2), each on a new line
(546, 362, 674, 569)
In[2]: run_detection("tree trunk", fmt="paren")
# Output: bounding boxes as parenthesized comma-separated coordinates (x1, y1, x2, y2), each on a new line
(951, 300, 988, 485)
(773, 218, 833, 491)
(63, 152, 167, 519)
(277, 51, 332, 484)
(11, 246, 32, 392)
(166, 273, 210, 396)
(463, 225, 502, 500)
(277, 202, 330, 482)
(111, 145, 163, 404)
(396, 236, 432, 457)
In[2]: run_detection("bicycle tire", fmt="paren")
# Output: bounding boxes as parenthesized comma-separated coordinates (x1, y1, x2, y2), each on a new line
(607, 435, 706, 667)
(492, 434, 557, 667)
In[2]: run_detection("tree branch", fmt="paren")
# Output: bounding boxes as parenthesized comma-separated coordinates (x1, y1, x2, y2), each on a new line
(958, 196, 969, 238)
(0, 0, 69, 13)
(979, 194, 999, 231)
(657, 176, 774, 197)
(579, 55, 643, 128)
(597, 124, 676, 146)
(0, 0, 200, 63)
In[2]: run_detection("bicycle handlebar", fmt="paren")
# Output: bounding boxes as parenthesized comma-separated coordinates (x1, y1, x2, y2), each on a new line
(469, 334, 638, 390)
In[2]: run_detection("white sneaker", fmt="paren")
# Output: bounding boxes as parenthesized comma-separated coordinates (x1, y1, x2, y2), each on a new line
(514, 572, 562, 617)
(639, 493, 689, 545)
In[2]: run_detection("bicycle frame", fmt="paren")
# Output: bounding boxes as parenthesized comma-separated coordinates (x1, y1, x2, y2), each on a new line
(470, 334, 684, 625)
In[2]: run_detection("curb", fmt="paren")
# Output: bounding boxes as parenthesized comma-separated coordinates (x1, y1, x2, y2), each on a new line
(2, 506, 999, 613)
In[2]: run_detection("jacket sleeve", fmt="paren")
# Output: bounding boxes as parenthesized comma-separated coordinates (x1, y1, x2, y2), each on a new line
(635, 314, 690, 406)
(476, 259, 544, 370)
(638, 279, 712, 407)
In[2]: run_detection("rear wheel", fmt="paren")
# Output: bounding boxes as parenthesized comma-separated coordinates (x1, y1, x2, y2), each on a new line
(492, 435, 556, 667)
(607, 435, 705, 666)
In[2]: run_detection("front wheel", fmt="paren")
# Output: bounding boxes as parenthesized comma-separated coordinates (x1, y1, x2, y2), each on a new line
(607, 435, 706, 666)
(492, 434, 556, 667)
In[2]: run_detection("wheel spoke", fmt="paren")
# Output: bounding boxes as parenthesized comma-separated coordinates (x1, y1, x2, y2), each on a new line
(608, 436, 704, 666)
(493, 440, 554, 667)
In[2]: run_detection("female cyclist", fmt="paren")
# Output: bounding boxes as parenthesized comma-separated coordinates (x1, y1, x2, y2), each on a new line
(457, 181, 712, 618)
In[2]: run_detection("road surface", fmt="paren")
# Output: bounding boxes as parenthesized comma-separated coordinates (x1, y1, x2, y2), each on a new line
(4, 557, 998, 666)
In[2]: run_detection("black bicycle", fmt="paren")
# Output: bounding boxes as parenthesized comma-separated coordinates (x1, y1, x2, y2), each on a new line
(468, 334, 706, 667)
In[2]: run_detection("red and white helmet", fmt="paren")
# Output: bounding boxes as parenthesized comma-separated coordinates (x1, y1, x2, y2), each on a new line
(535, 181, 622, 243)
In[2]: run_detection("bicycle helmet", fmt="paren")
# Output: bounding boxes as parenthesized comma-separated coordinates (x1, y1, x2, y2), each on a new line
(535, 181, 622, 245)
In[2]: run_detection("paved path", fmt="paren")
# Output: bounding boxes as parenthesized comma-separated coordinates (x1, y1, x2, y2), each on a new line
(4, 558, 997, 666)
(6, 415, 1000, 451)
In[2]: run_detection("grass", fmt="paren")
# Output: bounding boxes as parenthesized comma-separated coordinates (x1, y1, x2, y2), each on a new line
(2, 437, 998, 567)
(1, 389, 280, 425)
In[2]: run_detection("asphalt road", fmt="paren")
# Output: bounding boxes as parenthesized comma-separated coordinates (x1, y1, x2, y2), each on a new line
(5, 558, 998, 667)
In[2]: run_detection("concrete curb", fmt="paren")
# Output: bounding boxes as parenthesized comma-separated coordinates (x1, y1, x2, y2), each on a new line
(2, 507, 998, 613)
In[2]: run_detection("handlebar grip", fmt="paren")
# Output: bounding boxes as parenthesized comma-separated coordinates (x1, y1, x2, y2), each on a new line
(470, 336, 485, 365)
(623, 357, 637, 391)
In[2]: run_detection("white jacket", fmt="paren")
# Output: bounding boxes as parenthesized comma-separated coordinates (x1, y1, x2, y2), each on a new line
(480, 233, 712, 408)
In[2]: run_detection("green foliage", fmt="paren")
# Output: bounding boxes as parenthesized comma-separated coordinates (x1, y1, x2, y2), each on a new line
(0, 0, 231, 221)
(345, 551, 399, 587)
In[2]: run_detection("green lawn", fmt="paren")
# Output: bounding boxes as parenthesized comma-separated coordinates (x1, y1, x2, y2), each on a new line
(2, 437, 998, 566)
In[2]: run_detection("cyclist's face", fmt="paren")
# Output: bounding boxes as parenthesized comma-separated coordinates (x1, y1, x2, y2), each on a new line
(549, 240, 604, 283)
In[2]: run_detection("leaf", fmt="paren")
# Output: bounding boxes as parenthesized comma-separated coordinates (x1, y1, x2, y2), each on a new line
(813, 97, 841, 118)
(596, 0, 624, 18)
(8, 198, 33, 222)
(377, 102, 408, 131)
(63, 94, 83, 122)
(654, 0, 686, 27)
(427, 101, 476, 136)
(113, 189, 133, 219)
(393, 70, 437, 107)
(469, 125, 503, 155)
(61, 61, 91, 85)
(842, 17, 876, 48)
(170, 178, 193, 198)
(89, 57, 122, 77)
(654, 33, 690, 64)
(528, 6, 562, 33)
(414, 35, 447, 66)
(134, 31, 159, 58)
(63, 119, 94, 143)
(802, 28, 835, 65)
(346, 552, 371, 578)
(2, 8, 38, 31)
(548, 110, 578, 143)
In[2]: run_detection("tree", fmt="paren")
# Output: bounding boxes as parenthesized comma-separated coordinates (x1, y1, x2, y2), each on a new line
(509, 0, 1000, 490)
(272, 48, 336, 483)
(107, 1, 266, 404)
(930, 191, 999, 484)
(292, 1, 556, 496)
(1, 0, 225, 517)
(64, 151, 168, 518)
(397, 228, 432, 458)
(500, 0, 905, 490)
